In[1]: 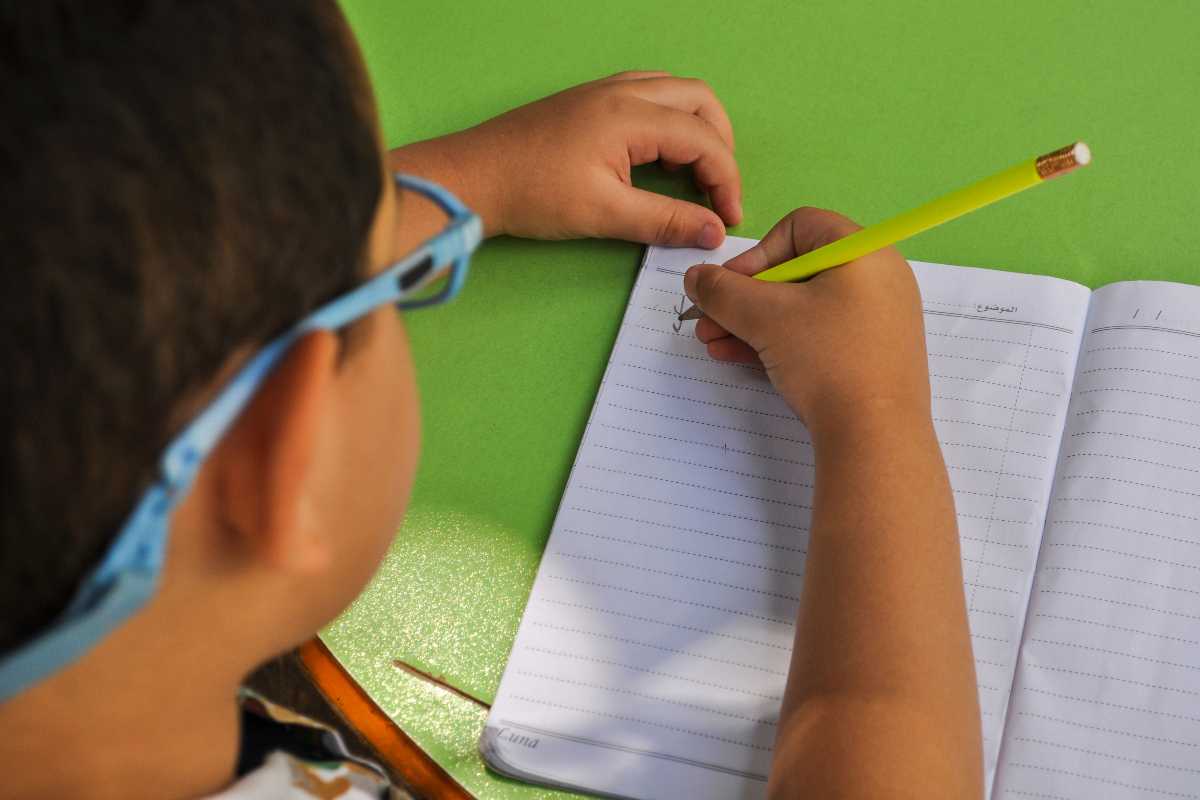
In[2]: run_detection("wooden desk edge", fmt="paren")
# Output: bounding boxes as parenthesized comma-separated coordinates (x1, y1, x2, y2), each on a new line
(299, 638, 476, 800)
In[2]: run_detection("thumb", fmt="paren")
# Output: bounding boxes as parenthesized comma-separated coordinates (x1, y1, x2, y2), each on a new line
(597, 184, 726, 249)
(684, 263, 785, 345)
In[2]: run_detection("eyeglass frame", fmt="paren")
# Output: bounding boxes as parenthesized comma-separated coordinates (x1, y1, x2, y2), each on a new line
(0, 173, 482, 703)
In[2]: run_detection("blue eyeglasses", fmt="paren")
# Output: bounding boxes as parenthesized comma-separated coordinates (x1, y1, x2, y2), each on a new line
(0, 174, 482, 702)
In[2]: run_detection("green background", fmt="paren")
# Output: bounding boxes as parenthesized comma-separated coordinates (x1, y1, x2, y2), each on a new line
(325, 1, 1200, 797)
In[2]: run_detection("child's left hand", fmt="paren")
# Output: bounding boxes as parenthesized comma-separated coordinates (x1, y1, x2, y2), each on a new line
(390, 71, 742, 250)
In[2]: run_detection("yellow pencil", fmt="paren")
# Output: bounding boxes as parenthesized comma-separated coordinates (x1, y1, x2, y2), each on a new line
(678, 142, 1091, 322)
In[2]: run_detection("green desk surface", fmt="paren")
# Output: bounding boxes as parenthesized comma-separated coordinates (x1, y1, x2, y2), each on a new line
(325, 1, 1200, 797)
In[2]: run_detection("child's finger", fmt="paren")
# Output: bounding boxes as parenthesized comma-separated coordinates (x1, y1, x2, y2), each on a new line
(684, 262, 784, 344)
(616, 76, 736, 152)
(723, 207, 863, 276)
(633, 102, 743, 224)
(780, 206, 864, 256)
(706, 336, 762, 364)
(695, 311, 760, 363)
(596, 184, 726, 248)
(721, 245, 772, 276)
(598, 70, 673, 84)
(695, 313, 732, 342)
(721, 212, 807, 276)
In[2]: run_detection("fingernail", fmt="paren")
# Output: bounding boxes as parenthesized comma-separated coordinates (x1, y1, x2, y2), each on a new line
(698, 223, 722, 250)
(684, 266, 698, 301)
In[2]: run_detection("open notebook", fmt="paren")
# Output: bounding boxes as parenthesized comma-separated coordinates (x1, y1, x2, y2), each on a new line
(480, 236, 1200, 800)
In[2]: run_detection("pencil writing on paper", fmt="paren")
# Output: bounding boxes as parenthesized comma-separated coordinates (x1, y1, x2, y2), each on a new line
(672, 293, 689, 333)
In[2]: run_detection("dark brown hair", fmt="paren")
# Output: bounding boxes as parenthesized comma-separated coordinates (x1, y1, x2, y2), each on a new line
(0, 0, 383, 653)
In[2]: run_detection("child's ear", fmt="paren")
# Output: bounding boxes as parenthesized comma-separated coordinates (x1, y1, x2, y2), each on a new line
(209, 331, 340, 576)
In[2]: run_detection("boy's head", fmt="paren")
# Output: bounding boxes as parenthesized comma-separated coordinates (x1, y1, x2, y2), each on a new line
(1, 0, 422, 699)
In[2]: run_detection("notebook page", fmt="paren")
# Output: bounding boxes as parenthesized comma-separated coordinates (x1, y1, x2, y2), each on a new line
(993, 281, 1200, 800)
(910, 262, 1089, 792)
(482, 237, 789, 800)
(482, 241, 1086, 800)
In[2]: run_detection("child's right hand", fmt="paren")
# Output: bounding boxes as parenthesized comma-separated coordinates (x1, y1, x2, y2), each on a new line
(704, 210, 982, 800)
(684, 207, 931, 433)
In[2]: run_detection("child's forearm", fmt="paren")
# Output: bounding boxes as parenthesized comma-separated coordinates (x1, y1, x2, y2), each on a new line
(389, 133, 500, 237)
(385, 135, 491, 260)
(767, 400, 983, 800)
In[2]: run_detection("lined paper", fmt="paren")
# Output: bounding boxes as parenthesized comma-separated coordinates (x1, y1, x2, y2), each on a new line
(483, 238, 797, 800)
(994, 281, 1200, 800)
(482, 240, 1088, 800)
(911, 262, 1089, 792)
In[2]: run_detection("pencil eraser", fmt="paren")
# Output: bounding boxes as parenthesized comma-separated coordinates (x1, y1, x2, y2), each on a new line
(1073, 142, 1091, 166)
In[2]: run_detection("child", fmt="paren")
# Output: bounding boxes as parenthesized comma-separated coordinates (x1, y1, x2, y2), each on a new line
(0, 1, 982, 799)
